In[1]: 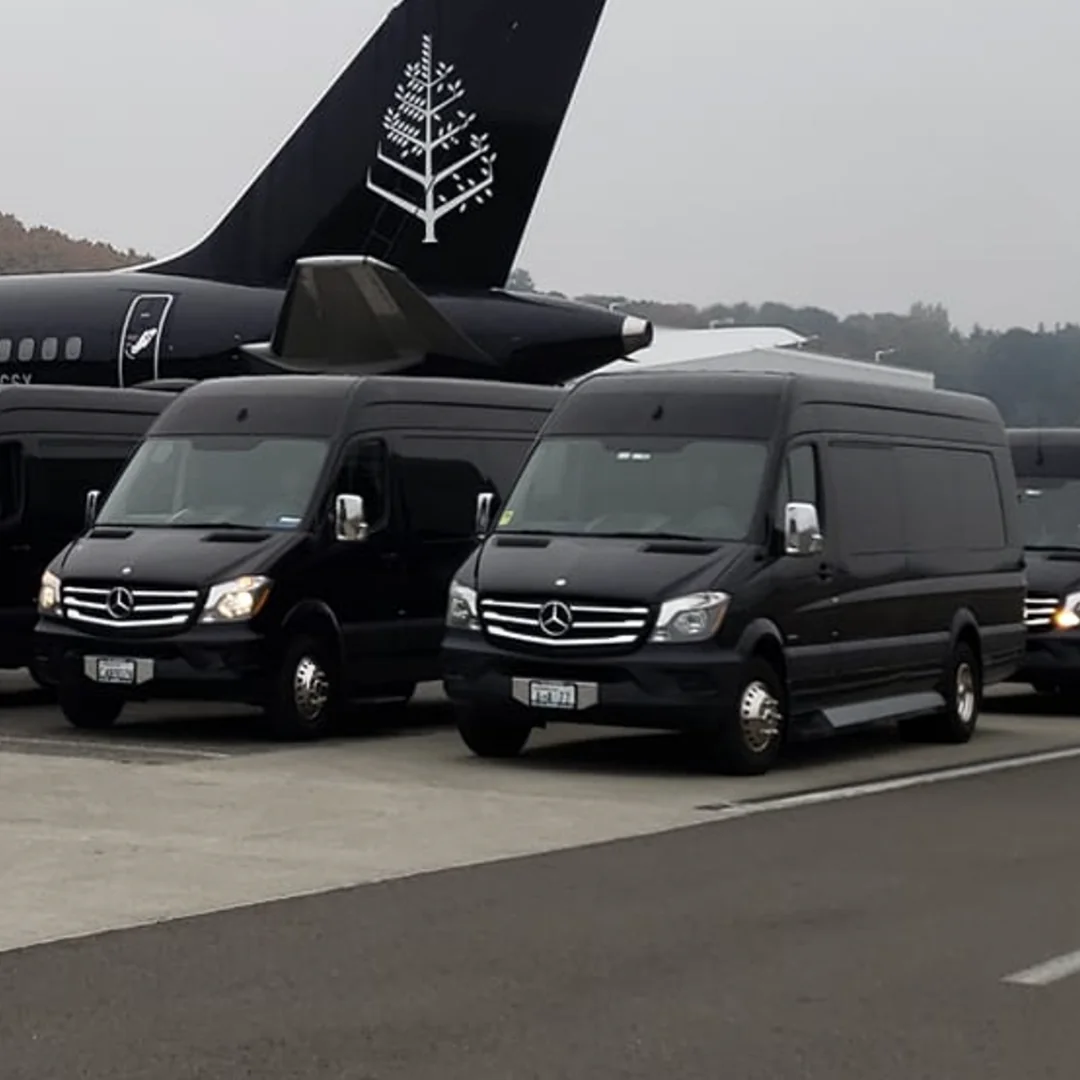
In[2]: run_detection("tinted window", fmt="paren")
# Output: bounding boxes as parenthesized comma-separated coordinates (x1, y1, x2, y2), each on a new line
(330, 438, 388, 527)
(396, 435, 506, 538)
(499, 435, 770, 541)
(97, 435, 330, 529)
(1017, 476, 1080, 548)
(24, 437, 136, 536)
(0, 340, 11, 362)
(17, 339, 33, 362)
(899, 446, 1005, 550)
(827, 442, 903, 554)
(775, 443, 820, 525)
(41, 337, 57, 361)
(64, 337, 82, 361)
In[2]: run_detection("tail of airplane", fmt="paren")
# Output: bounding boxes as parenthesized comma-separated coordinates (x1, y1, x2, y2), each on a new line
(142, 0, 608, 292)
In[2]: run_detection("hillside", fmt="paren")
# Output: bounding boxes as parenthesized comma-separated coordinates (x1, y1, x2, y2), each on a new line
(0, 212, 151, 274)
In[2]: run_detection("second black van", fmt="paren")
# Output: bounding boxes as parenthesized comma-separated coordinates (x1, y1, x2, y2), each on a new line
(442, 370, 1026, 774)
(34, 374, 560, 737)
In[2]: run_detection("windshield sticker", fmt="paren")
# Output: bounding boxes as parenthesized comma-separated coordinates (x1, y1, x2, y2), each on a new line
(499, 509, 514, 526)
(615, 451, 652, 461)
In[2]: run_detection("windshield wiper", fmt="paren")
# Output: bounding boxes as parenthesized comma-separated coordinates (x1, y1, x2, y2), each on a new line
(1027, 544, 1080, 552)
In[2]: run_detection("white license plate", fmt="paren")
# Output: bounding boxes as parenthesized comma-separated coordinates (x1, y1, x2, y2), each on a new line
(528, 681, 578, 710)
(94, 658, 137, 685)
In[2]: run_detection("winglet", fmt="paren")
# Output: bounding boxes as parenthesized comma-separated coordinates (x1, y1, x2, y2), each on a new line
(241, 255, 495, 375)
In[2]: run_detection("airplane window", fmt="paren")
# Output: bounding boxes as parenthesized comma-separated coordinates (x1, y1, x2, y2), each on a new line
(64, 336, 82, 361)
(17, 339, 33, 362)
(0, 340, 10, 363)
(41, 337, 57, 361)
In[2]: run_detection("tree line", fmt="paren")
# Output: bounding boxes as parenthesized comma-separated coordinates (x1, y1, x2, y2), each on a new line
(508, 269, 1079, 427)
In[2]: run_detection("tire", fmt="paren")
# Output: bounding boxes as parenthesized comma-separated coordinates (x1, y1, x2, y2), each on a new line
(456, 703, 532, 759)
(900, 639, 981, 744)
(58, 680, 124, 730)
(263, 633, 339, 740)
(706, 656, 786, 776)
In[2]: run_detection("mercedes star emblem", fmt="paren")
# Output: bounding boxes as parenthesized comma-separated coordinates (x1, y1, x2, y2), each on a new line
(106, 586, 135, 620)
(538, 599, 572, 637)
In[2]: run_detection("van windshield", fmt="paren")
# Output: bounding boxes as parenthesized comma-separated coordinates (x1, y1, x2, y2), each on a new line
(497, 435, 770, 541)
(96, 435, 331, 530)
(1017, 476, 1080, 550)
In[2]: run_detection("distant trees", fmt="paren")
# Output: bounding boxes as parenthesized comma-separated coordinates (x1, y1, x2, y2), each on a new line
(511, 267, 1080, 427)
(0, 212, 150, 274)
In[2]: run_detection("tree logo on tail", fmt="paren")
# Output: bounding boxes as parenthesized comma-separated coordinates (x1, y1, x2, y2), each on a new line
(365, 34, 496, 243)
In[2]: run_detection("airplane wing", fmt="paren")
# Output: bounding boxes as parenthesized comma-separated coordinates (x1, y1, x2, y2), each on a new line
(241, 255, 495, 375)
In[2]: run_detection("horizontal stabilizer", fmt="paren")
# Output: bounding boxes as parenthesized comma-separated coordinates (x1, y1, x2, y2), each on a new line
(241, 255, 494, 375)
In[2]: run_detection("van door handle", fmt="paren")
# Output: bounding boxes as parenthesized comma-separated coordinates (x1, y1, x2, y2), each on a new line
(817, 563, 834, 581)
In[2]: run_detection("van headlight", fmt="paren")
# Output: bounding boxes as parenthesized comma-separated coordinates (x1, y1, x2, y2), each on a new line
(446, 579, 479, 631)
(200, 576, 272, 623)
(650, 591, 730, 643)
(38, 569, 60, 613)
(1053, 591, 1080, 630)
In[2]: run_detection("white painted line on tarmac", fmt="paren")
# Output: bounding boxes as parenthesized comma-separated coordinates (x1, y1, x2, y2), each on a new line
(1003, 948, 1080, 987)
(707, 745, 1080, 818)
(0, 734, 231, 760)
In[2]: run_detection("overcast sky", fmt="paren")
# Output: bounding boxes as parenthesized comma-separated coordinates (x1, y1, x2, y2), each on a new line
(2, 0, 1078, 330)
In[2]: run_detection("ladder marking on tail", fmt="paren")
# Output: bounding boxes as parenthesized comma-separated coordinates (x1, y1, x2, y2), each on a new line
(365, 33, 496, 244)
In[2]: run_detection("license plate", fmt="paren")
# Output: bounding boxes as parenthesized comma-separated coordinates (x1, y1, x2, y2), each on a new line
(528, 681, 578, 710)
(94, 658, 137, 685)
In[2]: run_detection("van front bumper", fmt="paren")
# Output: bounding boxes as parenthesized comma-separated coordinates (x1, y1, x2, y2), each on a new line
(440, 631, 746, 732)
(33, 618, 270, 703)
(1015, 630, 1080, 688)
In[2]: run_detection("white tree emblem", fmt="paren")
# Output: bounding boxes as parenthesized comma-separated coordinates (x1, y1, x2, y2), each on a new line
(365, 34, 496, 244)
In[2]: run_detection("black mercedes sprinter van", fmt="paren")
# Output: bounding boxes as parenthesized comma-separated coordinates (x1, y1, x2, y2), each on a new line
(0, 384, 173, 682)
(34, 374, 560, 738)
(442, 370, 1026, 775)
(1007, 427, 1080, 694)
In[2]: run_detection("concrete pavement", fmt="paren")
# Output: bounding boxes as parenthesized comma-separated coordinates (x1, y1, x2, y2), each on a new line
(5, 749, 1080, 1078)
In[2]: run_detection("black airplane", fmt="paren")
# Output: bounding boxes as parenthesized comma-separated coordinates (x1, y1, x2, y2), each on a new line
(0, 0, 652, 391)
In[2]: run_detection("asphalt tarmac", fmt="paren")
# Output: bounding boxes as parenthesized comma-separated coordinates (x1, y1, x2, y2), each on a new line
(3, 676, 1080, 1077)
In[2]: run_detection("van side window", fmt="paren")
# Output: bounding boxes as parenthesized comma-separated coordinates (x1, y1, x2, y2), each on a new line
(775, 443, 820, 530)
(0, 441, 23, 521)
(24, 437, 138, 537)
(828, 442, 903, 554)
(332, 439, 387, 527)
(397, 434, 490, 538)
(899, 446, 1006, 550)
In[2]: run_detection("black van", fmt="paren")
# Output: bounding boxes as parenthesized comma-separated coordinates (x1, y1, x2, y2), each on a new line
(34, 374, 561, 737)
(1007, 428, 1080, 694)
(0, 384, 173, 682)
(441, 371, 1026, 774)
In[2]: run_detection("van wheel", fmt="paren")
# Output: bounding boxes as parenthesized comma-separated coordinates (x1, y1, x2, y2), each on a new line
(264, 634, 338, 740)
(707, 657, 786, 775)
(901, 640, 981, 744)
(59, 682, 124, 730)
(456, 704, 531, 758)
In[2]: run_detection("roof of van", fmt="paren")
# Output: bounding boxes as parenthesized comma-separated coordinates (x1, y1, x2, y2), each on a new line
(1007, 427, 1080, 446)
(568, 369, 999, 422)
(149, 374, 563, 437)
(0, 384, 174, 413)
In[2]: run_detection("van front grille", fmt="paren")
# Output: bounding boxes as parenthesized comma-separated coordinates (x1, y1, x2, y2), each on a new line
(479, 596, 650, 650)
(1024, 593, 1060, 629)
(61, 583, 200, 630)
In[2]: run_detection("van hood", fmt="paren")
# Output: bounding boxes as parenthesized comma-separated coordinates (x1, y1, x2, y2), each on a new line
(53, 526, 303, 588)
(474, 534, 746, 603)
(1024, 550, 1080, 599)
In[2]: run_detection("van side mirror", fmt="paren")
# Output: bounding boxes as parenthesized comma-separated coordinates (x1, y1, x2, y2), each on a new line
(475, 491, 495, 537)
(784, 501, 823, 556)
(85, 489, 100, 530)
(334, 493, 368, 542)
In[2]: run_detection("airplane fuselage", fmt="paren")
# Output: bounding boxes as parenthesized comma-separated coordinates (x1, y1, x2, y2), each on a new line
(0, 269, 637, 387)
